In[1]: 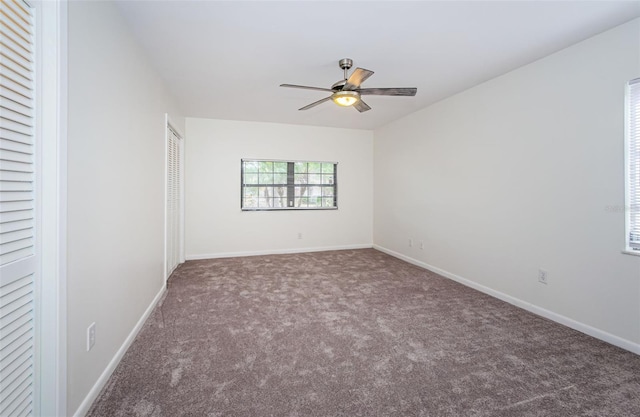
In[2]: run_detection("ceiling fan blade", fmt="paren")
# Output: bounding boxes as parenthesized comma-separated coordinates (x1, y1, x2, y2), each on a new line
(342, 68, 374, 90)
(281, 84, 334, 93)
(299, 96, 332, 111)
(353, 100, 371, 113)
(358, 87, 417, 96)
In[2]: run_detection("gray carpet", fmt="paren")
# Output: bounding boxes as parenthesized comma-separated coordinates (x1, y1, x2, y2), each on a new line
(87, 249, 640, 416)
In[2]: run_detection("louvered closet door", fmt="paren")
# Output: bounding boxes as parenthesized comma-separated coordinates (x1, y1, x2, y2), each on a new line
(166, 127, 181, 277)
(0, 0, 36, 416)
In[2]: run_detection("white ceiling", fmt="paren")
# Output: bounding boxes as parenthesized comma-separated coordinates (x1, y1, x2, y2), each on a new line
(115, 1, 640, 130)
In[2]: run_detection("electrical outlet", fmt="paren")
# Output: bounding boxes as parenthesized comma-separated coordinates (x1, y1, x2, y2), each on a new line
(87, 322, 96, 351)
(409, 239, 413, 247)
(538, 269, 548, 285)
(297, 232, 302, 239)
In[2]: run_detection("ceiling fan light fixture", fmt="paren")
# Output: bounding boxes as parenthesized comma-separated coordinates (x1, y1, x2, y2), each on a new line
(280, 58, 417, 113)
(332, 90, 360, 107)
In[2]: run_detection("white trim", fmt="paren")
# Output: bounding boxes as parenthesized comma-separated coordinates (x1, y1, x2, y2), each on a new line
(163, 115, 169, 281)
(624, 81, 631, 252)
(185, 244, 374, 260)
(179, 130, 185, 264)
(622, 250, 640, 257)
(373, 244, 640, 356)
(55, 4, 68, 415)
(71, 284, 167, 417)
(35, 0, 68, 415)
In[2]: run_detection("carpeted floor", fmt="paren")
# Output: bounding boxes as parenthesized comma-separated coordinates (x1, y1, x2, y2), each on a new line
(87, 249, 640, 416)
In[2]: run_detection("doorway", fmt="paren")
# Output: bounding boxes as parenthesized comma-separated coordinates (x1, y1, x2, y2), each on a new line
(165, 118, 184, 281)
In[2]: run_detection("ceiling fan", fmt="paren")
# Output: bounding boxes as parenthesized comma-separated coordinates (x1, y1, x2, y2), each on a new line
(280, 58, 417, 113)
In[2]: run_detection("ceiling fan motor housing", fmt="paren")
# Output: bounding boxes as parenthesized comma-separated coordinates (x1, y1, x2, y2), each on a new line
(331, 80, 347, 91)
(338, 58, 353, 70)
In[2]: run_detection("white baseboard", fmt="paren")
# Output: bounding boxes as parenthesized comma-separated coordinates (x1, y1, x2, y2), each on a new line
(72, 283, 167, 417)
(185, 243, 374, 261)
(373, 244, 640, 356)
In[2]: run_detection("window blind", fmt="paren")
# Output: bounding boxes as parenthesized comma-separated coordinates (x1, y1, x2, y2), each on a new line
(628, 78, 640, 251)
(0, 0, 36, 415)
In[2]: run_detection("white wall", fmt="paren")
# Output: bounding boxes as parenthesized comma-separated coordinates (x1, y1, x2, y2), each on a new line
(67, 2, 184, 414)
(374, 19, 640, 350)
(185, 118, 373, 258)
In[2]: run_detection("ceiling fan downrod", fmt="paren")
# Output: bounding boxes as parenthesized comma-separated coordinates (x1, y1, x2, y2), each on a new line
(339, 58, 353, 80)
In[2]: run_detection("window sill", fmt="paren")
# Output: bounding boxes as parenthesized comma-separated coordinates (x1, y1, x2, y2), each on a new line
(621, 250, 640, 257)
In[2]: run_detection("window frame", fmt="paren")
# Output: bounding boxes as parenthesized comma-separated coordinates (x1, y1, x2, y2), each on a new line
(241, 159, 338, 211)
(625, 78, 640, 254)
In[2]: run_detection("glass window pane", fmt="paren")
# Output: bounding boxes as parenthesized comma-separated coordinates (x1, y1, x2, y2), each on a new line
(322, 174, 334, 185)
(244, 161, 259, 172)
(322, 197, 334, 207)
(274, 173, 287, 184)
(294, 162, 307, 173)
(273, 195, 287, 208)
(295, 174, 307, 184)
(297, 197, 308, 207)
(259, 187, 274, 199)
(308, 162, 321, 173)
(274, 162, 287, 173)
(259, 173, 274, 184)
(244, 187, 258, 198)
(323, 187, 334, 197)
(244, 173, 258, 185)
(322, 163, 334, 174)
(295, 186, 308, 197)
(274, 186, 287, 198)
(308, 186, 321, 197)
(308, 174, 321, 185)
(243, 198, 257, 208)
(259, 161, 273, 172)
(308, 196, 321, 207)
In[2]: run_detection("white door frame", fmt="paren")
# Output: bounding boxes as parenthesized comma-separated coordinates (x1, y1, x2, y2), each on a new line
(35, 0, 67, 415)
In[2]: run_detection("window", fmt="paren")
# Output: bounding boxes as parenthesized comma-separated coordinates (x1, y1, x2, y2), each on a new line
(241, 159, 337, 210)
(626, 78, 640, 252)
